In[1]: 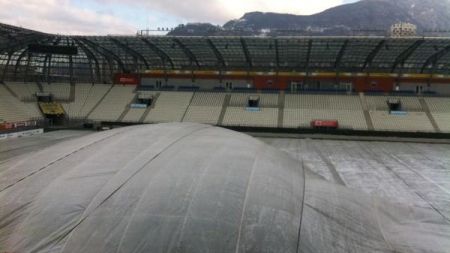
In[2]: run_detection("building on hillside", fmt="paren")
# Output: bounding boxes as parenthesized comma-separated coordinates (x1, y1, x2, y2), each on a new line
(390, 22, 417, 37)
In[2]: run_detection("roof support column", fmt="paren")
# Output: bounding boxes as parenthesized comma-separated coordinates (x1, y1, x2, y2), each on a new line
(1, 50, 13, 82)
(420, 43, 450, 74)
(24, 52, 32, 83)
(69, 55, 74, 85)
(206, 39, 226, 82)
(304, 39, 313, 87)
(334, 40, 349, 85)
(274, 38, 280, 83)
(109, 38, 149, 70)
(141, 38, 175, 70)
(74, 38, 101, 83)
(362, 40, 385, 72)
(14, 50, 28, 81)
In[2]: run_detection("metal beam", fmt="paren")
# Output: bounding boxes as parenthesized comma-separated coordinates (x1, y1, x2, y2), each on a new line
(13, 37, 53, 81)
(391, 39, 424, 73)
(362, 40, 385, 71)
(304, 39, 313, 70)
(78, 39, 115, 82)
(80, 38, 125, 72)
(1, 50, 13, 82)
(334, 39, 349, 70)
(274, 38, 280, 71)
(69, 55, 74, 84)
(173, 38, 200, 70)
(240, 38, 252, 69)
(0, 34, 46, 53)
(74, 38, 101, 83)
(43, 37, 61, 83)
(420, 43, 450, 73)
(109, 38, 149, 69)
(206, 39, 226, 70)
(141, 38, 175, 70)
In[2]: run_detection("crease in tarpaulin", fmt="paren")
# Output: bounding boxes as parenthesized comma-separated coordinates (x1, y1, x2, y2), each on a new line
(52, 124, 211, 253)
(114, 126, 228, 253)
(0, 127, 131, 193)
(375, 145, 450, 223)
(4, 127, 140, 251)
(234, 142, 267, 253)
(372, 198, 394, 251)
(296, 159, 306, 253)
(175, 142, 231, 251)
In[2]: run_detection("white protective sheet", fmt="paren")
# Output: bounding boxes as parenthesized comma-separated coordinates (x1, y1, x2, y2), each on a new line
(0, 123, 449, 253)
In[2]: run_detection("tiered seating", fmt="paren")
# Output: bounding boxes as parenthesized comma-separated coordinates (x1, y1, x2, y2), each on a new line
(366, 95, 422, 111)
(283, 94, 366, 129)
(122, 91, 158, 122)
(285, 94, 362, 110)
(61, 84, 112, 119)
(144, 92, 193, 123)
(42, 83, 70, 99)
(79, 84, 112, 118)
(229, 93, 278, 107)
(424, 97, 450, 112)
(431, 113, 450, 133)
(122, 109, 145, 122)
(222, 93, 279, 127)
(182, 92, 225, 125)
(423, 97, 450, 133)
(222, 107, 278, 127)
(88, 85, 135, 122)
(283, 109, 367, 130)
(5, 82, 40, 100)
(369, 111, 434, 132)
(0, 85, 42, 123)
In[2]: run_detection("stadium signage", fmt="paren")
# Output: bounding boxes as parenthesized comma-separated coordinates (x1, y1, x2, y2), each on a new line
(0, 128, 43, 140)
(311, 120, 339, 128)
(390, 111, 407, 115)
(131, 103, 147, 108)
(245, 107, 260, 112)
(114, 73, 139, 85)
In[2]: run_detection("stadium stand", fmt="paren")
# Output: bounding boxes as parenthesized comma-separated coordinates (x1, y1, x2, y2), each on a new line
(221, 93, 279, 127)
(182, 92, 226, 125)
(41, 83, 70, 100)
(122, 91, 158, 122)
(0, 85, 42, 122)
(222, 107, 279, 128)
(0, 23, 450, 136)
(61, 83, 112, 119)
(424, 97, 450, 113)
(369, 111, 435, 132)
(88, 85, 135, 122)
(285, 94, 363, 110)
(143, 92, 194, 123)
(5, 82, 40, 100)
(283, 109, 368, 130)
(431, 113, 450, 133)
(228, 93, 279, 107)
(366, 95, 422, 111)
(283, 94, 367, 130)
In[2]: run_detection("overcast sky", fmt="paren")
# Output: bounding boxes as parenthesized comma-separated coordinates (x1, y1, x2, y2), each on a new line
(0, 0, 359, 35)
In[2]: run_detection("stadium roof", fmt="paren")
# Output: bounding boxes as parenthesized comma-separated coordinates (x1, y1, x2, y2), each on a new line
(2, 22, 450, 83)
(1, 123, 449, 252)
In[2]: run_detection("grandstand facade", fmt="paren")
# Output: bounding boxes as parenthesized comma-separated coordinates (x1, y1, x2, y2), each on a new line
(1, 22, 450, 136)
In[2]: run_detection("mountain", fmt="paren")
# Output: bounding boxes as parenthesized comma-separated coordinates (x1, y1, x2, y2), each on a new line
(169, 0, 450, 36)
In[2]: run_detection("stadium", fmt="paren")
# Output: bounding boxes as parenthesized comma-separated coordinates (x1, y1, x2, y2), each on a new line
(1, 22, 450, 252)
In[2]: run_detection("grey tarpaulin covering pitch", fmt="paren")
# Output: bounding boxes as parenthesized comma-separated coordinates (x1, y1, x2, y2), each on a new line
(0, 123, 449, 253)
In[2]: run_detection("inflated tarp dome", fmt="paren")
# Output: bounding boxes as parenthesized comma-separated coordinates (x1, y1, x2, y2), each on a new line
(0, 123, 449, 253)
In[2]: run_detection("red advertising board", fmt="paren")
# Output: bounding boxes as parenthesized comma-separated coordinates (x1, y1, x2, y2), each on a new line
(114, 73, 139, 85)
(311, 120, 339, 128)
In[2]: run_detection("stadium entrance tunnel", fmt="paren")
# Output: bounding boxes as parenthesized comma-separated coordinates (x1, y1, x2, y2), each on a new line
(0, 123, 449, 253)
